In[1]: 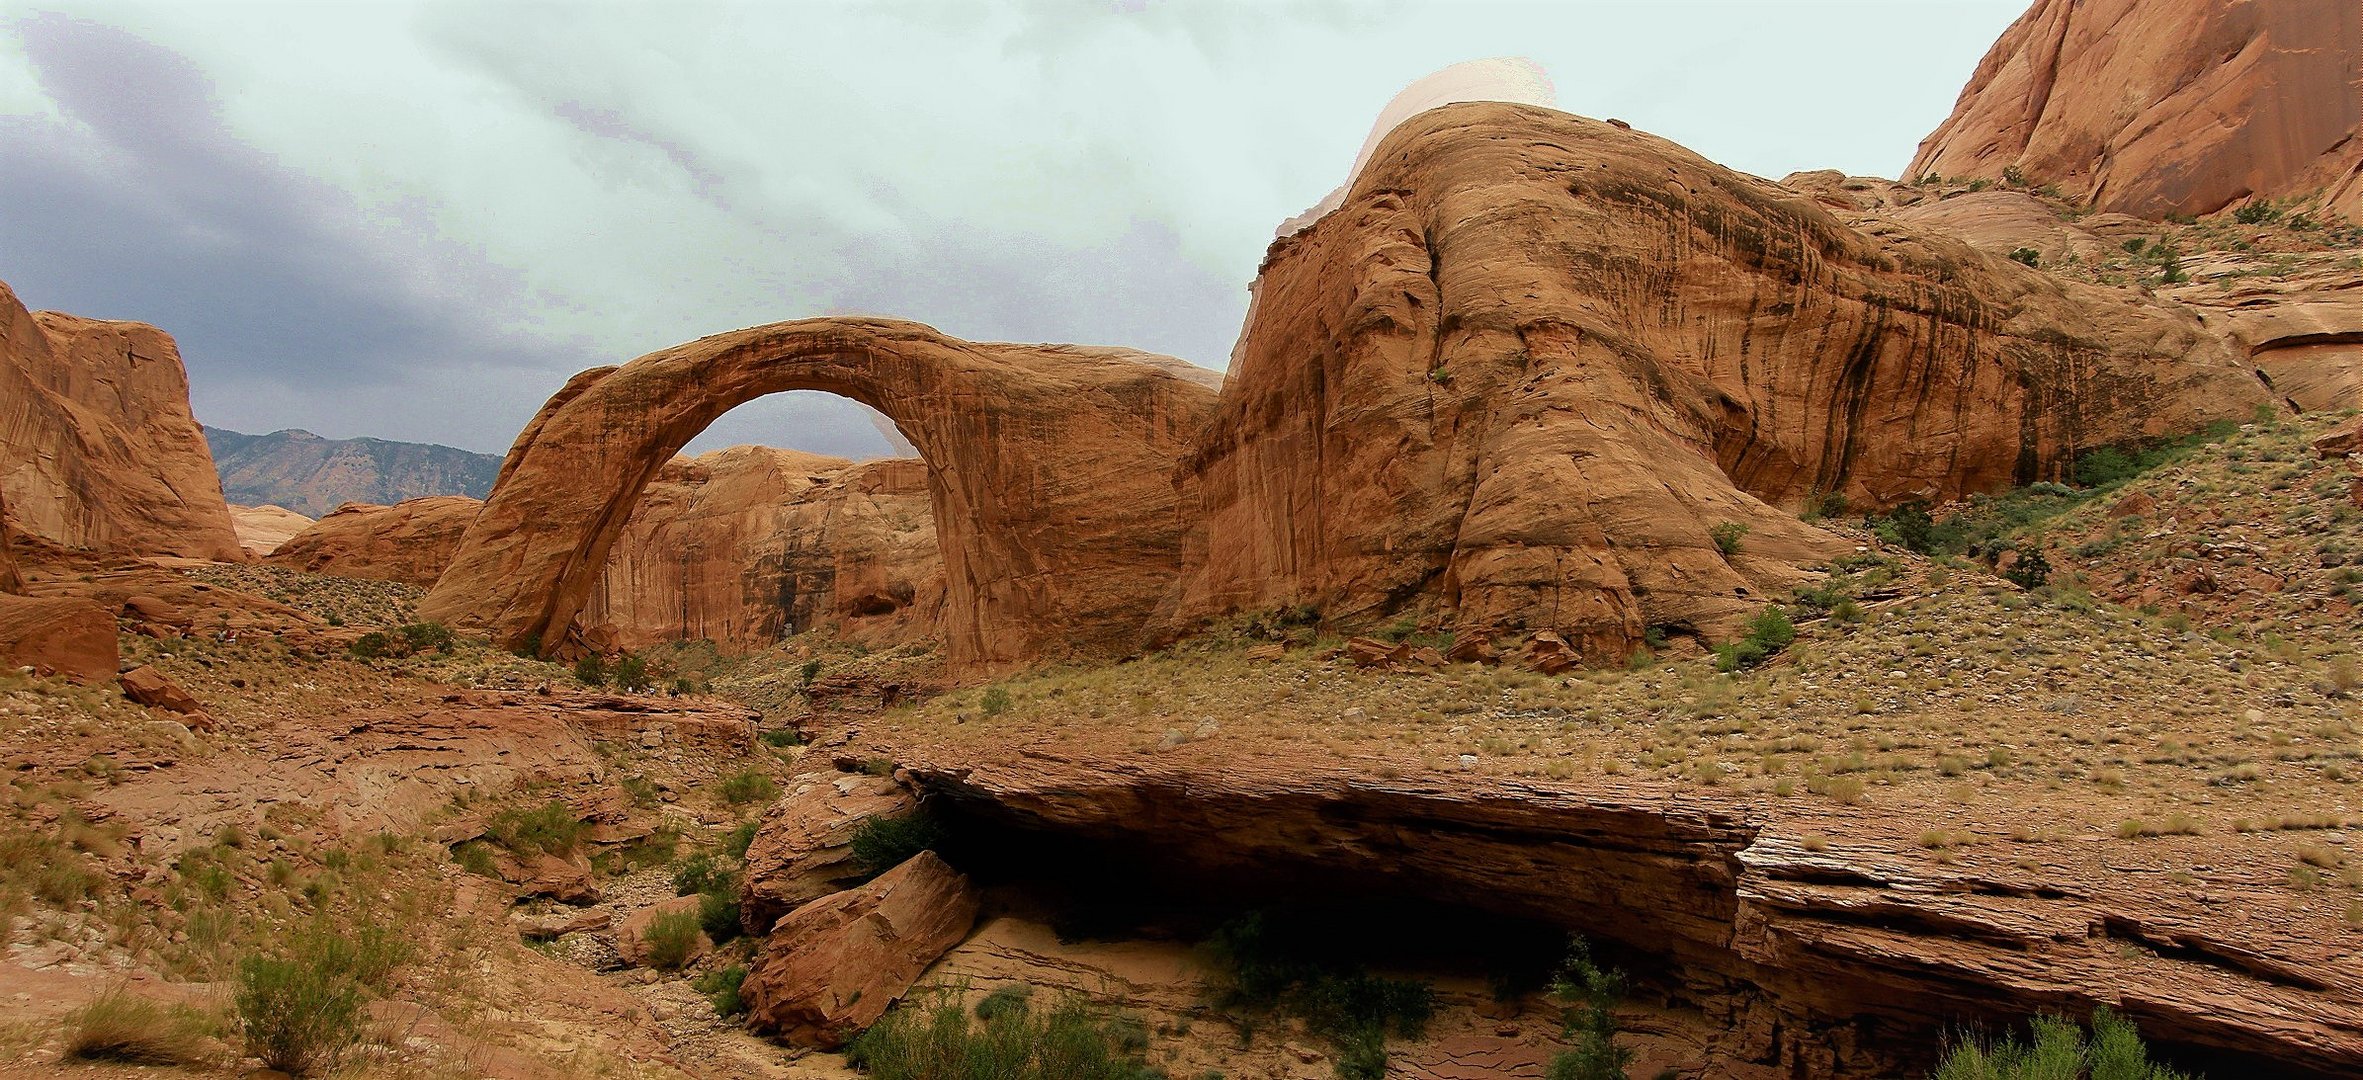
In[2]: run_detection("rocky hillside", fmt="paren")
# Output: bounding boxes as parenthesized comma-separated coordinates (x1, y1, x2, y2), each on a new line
(205, 426, 502, 518)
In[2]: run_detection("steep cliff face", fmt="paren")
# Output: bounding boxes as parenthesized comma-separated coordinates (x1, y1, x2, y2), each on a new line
(265, 496, 483, 587)
(1179, 102, 2266, 659)
(580, 448, 941, 653)
(0, 490, 20, 595)
(206, 427, 503, 518)
(1909, 0, 2363, 219)
(0, 279, 244, 562)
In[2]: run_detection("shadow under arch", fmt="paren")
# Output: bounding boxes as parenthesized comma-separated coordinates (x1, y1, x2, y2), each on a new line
(417, 317, 1222, 671)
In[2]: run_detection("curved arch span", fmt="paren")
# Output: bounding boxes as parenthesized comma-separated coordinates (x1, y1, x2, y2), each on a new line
(418, 317, 1222, 670)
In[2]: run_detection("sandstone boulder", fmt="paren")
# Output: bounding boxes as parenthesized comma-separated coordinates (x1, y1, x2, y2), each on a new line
(1177, 101, 2266, 662)
(227, 504, 315, 559)
(120, 664, 208, 719)
(741, 851, 979, 1047)
(0, 279, 243, 561)
(1909, 0, 2363, 220)
(265, 496, 482, 587)
(420, 321, 1221, 670)
(739, 771, 917, 934)
(2316, 416, 2363, 460)
(614, 894, 709, 969)
(582, 448, 942, 653)
(0, 594, 117, 682)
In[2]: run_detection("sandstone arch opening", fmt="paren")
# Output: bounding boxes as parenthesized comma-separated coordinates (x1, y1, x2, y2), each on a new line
(574, 396, 945, 657)
(417, 318, 1222, 672)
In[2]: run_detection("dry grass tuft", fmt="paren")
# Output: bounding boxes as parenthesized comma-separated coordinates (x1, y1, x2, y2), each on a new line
(64, 985, 217, 1066)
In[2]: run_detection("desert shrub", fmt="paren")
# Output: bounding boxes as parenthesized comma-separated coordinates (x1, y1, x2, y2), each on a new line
(850, 812, 947, 875)
(697, 888, 743, 944)
(2008, 247, 2039, 267)
(451, 840, 498, 878)
(722, 819, 760, 860)
(848, 992, 1166, 1080)
(2004, 548, 2052, 590)
(695, 964, 748, 1017)
(573, 653, 607, 687)
(718, 769, 778, 807)
(347, 632, 395, 659)
(487, 800, 584, 856)
(65, 986, 213, 1065)
(980, 686, 1012, 716)
(639, 910, 703, 970)
(673, 853, 729, 897)
(613, 653, 652, 692)
(2000, 165, 2026, 186)
(798, 658, 824, 685)
(1709, 522, 1748, 556)
(759, 727, 804, 748)
(1715, 607, 1797, 672)
(1546, 937, 1633, 1080)
(232, 922, 407, 1076)
(396, 621, 456, 654)
(1201, 912, 1433, 1078)
(1931, 1006, 2195, 1079)
(2232, 200, 2280, 225)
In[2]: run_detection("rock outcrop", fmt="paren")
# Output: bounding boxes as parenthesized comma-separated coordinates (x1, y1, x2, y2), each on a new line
(2164, 259, 2363, 413)
(581, 448, 942, 653)
(119, 663, 213, 728)
(266, 496, 482, 587)
(0, 279, 243, 561)
(1909, 0, 2363, 220)
(740, 850, 979, 1047)
(227, 504, 314, 559)
(419, 321, 1221, 670)
(738, 771, 919, 935)
(0, 491, 20, 595)
(205, 426, 503, 519)
(0, 593, 117, 683)
(892, 746, 2363, 1077)
(1178, 102, 2268, 659)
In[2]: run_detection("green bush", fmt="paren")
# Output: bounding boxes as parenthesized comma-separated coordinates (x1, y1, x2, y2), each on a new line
(451, 840, 498, 878)
(798, 658, 824, 686)
(347, 631, 394, 660)
(759, 727, 804, 748)
(851, 812, 947, 875)
(1201, 913, 1433, 1078)
(2232, 200, 2280, 225)
(695, 965, 748, 1017)
(1932, 1006, 2196, 1080)
(722, 819, 760, 860)
(614, 654, 652, 692)
(1546, 936, 1632, 1080)
(980, 686, 1012, 716)
(574, 653, 607, 687)
(2008, 247, 2039, 267)
(698, 889, 743, 944)
(396, 621, 456, 654)
(718, 768, 779, 807)
(1714, 607, 1797, 672)
(232, 922, 403, 1077)
(975, 983, 1035, 1021)
(487, 800, 584, 856)
(2004, 548, 2052, 590)
(848, 992, 1167, 1080)
(1709, 522, 1748, 556)
(673, 853, 729, 897)
(639, 910, 703, 970)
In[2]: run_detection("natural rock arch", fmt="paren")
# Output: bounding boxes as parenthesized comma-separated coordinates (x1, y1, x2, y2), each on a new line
(417, 318, 1221, 670)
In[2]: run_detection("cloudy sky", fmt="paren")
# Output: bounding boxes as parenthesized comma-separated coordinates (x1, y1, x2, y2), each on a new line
(0, 0, 2023, 459)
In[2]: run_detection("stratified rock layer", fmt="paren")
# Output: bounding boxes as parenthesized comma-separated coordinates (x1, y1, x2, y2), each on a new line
(0, 279, 243, 561)
(267, 496, 483, 587)
(0, 593, 116, 683)
(1909, 0, 2363, 219)
(419, 321, 1221, 669)
(894, 747, 2363, 1077)
(1179, 102, 2267, 658)
(581, 448, 941, 653)
(0, 490, 20, 595)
